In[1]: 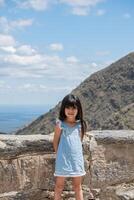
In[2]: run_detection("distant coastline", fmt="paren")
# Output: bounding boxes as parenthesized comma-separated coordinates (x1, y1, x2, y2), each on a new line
(0, 104, 53, 134)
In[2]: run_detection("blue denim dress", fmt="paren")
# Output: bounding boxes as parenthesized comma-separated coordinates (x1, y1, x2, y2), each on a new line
(54, 119, 86, 177)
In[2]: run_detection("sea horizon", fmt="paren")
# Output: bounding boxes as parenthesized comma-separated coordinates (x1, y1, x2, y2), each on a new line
(0, 104, 54, 134)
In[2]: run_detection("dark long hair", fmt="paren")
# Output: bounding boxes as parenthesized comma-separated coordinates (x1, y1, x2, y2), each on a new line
(59, 94, 87, 139)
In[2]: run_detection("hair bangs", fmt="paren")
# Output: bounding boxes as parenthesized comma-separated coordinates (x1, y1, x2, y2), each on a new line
(64, 100, 78, 109)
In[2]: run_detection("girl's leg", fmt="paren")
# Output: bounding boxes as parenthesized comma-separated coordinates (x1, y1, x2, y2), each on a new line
(54, 176, 65, 200)
(72, 176, 84, 200)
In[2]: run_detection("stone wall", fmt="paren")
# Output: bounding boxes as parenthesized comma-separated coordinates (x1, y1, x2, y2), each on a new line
(89, 130, 134, 200)
(0, 131, 134, 200)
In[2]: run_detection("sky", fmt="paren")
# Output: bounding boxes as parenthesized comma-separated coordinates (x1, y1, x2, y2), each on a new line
(0, 0, 134, 106)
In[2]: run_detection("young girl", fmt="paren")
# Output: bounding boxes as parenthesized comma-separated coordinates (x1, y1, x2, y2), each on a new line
(53, 94, 94, 200)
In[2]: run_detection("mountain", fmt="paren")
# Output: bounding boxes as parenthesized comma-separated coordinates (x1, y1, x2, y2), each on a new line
(102, 103, 134, 129)
(0, 132, 7, 134)
(15, 52, 134, 135)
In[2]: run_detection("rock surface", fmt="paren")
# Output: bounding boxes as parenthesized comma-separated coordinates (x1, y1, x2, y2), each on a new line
(0, 130, 134, 199)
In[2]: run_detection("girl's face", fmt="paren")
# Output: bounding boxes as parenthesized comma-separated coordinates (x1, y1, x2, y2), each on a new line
(64, 106, 78, 121)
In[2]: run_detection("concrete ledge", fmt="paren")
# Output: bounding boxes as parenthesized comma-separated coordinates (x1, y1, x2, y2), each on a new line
(89, 130, 134, 144)
(0, 134, 54, 158)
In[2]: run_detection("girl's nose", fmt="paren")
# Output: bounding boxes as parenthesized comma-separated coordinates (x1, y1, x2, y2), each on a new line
(69, 108, 74, 112)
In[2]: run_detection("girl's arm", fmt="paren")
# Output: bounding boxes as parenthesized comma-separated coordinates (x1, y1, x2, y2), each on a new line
(53, 124, 62, 153)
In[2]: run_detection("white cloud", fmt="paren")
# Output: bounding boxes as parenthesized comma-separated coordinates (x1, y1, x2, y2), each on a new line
(60, 0, 105, 15)
(0, 17, 33, 33)
(14, 0, 105, 15)
(72, 7, 89, 16)
(60, 0, 104, 7)
(0, 80, 5, 84)
(0, 0, 4, 7)
(16, 45, 37, 55)
(44, 85, 72, 91)
(96, 9, 105, 16)
(8, 69, 43, 78)
(3, 54, 43, 65)
(0, 34, 16, 46)
(10, 19, 33, 29)
(0, 39, 106, 83)
(0, 81, 11, 89)
(22, 83, 33, 89)
(91, 62, 98, 67)
(66, 56, 79, 63)
(16, 0, 54, 11)
(123, 13, 131, 19)
(0, 48, 87, 80)
(18, 83, 72, 92)
(0, 46, 16, 53)
(49, 43, 64, 51)
(39, 84, 72, 91)
(17, 83, 43, 92)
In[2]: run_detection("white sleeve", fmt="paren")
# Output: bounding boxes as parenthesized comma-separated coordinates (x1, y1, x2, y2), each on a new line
(55, 119, 63, 129)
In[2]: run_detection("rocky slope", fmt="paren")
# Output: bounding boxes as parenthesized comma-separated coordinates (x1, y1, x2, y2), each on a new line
(102, 102, 134, 129)
(15, 52, 134, 135)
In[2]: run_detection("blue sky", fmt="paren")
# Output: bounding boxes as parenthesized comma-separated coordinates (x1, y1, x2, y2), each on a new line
(0, 0, 134, 106)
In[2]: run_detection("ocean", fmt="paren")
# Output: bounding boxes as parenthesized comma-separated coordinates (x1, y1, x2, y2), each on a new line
(0, 105, 53, 134)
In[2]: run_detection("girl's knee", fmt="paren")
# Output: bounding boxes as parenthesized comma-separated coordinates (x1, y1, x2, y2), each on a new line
(55, 182, 64, 192)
